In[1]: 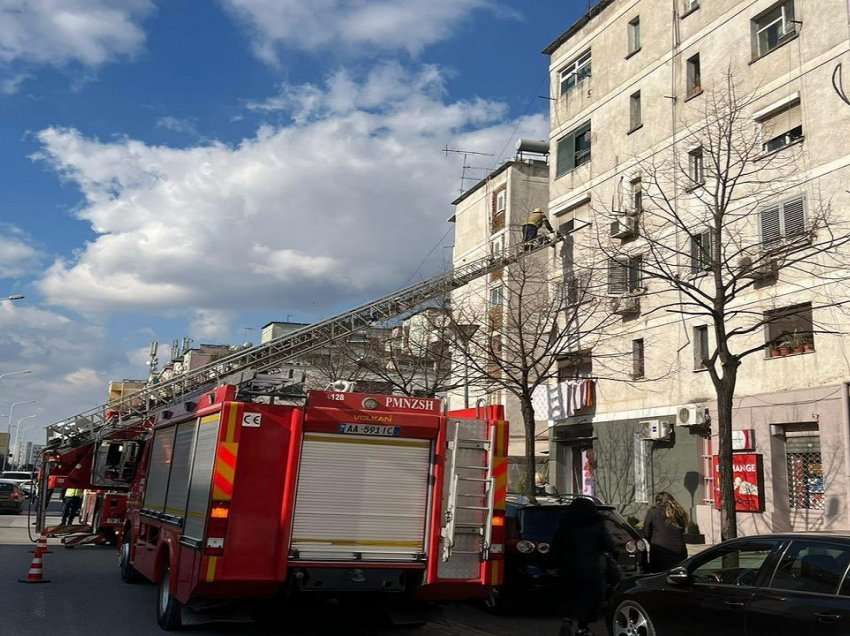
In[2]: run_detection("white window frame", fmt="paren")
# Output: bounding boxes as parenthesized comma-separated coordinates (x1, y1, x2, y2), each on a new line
(754, 1, 795, 58)
(495, 189, 506, 215)
(489, 285, 504, 307)
(559, 50, 592, 97)
(634, 432, 650, 503)
(688, 146, 705, 185)
(685, 0, 700, 12)
(760, 195, 807, 247)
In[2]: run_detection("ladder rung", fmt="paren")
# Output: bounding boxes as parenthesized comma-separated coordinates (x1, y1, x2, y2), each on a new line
(455, 522, 486, 528)
(457, 465, 489, 470)
(458, 477, 490, 483)
(460, 438, 490, 444)
(457, 505, 490, 511)
(450, 550, 483, 555)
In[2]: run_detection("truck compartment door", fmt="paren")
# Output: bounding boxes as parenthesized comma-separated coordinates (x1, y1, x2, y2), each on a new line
(290, 433, 431, 562)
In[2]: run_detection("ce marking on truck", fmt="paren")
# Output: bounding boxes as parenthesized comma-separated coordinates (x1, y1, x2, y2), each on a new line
(241, 412, 262, 427)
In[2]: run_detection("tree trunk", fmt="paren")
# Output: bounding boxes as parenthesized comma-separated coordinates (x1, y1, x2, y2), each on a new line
(717, 376, 738, 540)
(520, 396, 538, 504)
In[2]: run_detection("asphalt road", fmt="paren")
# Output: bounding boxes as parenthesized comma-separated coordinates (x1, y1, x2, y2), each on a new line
(0, 502, 576, 636)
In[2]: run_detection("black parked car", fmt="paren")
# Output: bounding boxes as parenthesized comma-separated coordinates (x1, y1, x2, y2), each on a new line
(485, 494, 648, 612)
(0, 479, 25, 514)
(609, 532, 850, 636)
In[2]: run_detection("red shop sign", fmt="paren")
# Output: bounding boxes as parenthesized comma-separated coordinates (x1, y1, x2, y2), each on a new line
(712, 453, 765, 512)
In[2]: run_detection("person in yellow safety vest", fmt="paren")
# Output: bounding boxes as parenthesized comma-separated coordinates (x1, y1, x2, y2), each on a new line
(522, 207, 554, 243)
(61, 487, 83, 527)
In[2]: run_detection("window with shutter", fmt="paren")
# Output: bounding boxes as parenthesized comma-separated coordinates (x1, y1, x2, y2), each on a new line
(690, 230, 712, 273)
(556, 135, 573, 177)
(608, 259, 628, 295)
(628, 255, 643, 290)
(761, 196, 806, 247)
(556, 121, 592, 177)
(783, 197, 806, 238)
(632, 338, 645, 379)
(761, 205, 782, 247)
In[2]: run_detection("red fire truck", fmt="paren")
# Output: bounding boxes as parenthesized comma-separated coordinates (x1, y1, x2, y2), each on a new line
(110, 386, 506, 629)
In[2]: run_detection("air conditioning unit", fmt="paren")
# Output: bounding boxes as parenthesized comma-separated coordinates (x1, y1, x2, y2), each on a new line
(645, 420, 672, 441)
(609, 295, 640, 315)
(676, 404, 707, 427)
(610, 216, 637, 239)
(737, 256, 778, 281)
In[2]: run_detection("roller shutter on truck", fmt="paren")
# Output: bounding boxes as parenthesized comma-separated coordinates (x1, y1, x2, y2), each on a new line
(143, 426, 174, 514)
(291, 433, 432, 561)
(183, 414, 221, 540)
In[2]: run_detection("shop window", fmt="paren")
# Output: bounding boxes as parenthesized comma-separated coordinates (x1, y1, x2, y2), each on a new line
(786, 429, 824, 511)
(771, 540, 850, 595)
(765, 302, 813, 357)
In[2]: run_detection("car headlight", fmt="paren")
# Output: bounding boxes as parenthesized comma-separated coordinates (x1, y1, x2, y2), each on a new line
(625, 540, 638, 554)
(516, 540, 536, 554)
(638, 539, 649, 552)
(537, 542, 551, 555)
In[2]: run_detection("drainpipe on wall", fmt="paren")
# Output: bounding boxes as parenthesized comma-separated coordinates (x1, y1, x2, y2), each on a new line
(841, 382, 850, 527)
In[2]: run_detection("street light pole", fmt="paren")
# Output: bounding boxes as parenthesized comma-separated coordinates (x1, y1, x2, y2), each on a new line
(11, 413, 38, 468)
(2, 400, 36, 472)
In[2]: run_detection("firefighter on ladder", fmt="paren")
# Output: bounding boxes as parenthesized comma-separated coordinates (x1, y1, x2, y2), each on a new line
(522, 207, 554, 247)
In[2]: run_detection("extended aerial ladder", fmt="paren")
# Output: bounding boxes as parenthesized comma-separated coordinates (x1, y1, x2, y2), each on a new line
(43, 231, 563, 458)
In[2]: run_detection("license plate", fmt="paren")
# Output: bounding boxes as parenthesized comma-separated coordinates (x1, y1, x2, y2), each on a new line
(338, 423, 400, 437)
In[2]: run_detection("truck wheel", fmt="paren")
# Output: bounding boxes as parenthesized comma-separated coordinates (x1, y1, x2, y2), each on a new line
(119, 532, 141, 583)
(156, 566, 183, 630)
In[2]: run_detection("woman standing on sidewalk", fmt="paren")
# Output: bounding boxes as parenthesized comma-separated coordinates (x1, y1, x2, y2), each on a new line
(643, 491, 688, 572)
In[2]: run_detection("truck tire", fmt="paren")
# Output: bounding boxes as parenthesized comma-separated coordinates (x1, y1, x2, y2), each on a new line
(156, 566, 183, 630)
(119, 531, 141, 583)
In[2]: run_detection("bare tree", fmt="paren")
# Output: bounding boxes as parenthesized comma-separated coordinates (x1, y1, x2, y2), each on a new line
(596, 74, 850, 539)
(451, 244, 621, 502)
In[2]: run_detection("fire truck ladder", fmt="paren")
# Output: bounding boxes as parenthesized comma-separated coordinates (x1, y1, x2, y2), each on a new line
(44, 231, 563, 453)
(440, 418, 496, 569)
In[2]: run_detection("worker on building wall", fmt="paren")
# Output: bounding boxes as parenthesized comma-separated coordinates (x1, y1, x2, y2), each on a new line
(61, 487, 83, 526)
(523, 207, 554, 244)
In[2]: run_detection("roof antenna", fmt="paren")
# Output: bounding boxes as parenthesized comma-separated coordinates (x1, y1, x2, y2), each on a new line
(443, 145, 494, 196)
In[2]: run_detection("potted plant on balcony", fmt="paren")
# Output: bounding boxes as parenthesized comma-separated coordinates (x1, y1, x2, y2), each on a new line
(777, 338, 792, 357)
(790, 330, 806, 354)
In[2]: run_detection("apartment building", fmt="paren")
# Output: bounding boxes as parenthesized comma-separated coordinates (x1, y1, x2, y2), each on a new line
(544, 0, 850, 540)
(448, 154, 551, 491)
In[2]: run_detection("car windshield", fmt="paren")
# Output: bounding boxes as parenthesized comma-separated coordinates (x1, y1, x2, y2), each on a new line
(0, 482, 14, 493)
(519, 506, 637, 545)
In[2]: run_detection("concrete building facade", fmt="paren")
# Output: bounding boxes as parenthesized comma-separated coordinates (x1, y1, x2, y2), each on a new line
(448, 157, 552, 491)
(543, 0, 850, 539)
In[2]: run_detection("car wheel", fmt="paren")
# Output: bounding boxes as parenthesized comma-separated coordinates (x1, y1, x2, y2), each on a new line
(119, 532, 141, 583)
(612, 600, 656, 636)
(156, 566, 182, 630)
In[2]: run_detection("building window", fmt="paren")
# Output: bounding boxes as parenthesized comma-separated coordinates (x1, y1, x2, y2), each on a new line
(686, 53, 701, 97)
(631, 177, 643, 213)
(607, 256, 643, 295)
(758, 97, 803, 154)
(558, 350, 593, 380)
(629, 91, 642, 131)
(489, 285, 503, 307)
(765, 302, 814, 357)
(556, 121, 592, 177)
(752, 0, 796, 59)
(760, 195, 806, 248)
(490, 234, 505, 260)
(491, 188, 506, 233)
(693, 325, 709, 370)
(560, 50, 592, 96)
(786, 429, 824, 511)
(688, 146, 704, 186)
(628, 16, 641, 55)
(690, 230, 712, 274)
(632, 338, 645, 379)
(683, 0, 700, 14)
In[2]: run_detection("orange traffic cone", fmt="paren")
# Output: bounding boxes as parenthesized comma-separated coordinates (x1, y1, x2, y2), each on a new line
(31, 535, 52, 555)
(18, 552, 50, 584)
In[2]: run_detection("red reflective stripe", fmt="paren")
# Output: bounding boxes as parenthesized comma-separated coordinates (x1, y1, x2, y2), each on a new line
(212, 473, 233, 497)
(218, 445, 236, 469)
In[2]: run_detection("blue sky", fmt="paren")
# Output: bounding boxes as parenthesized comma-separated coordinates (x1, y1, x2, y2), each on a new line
(0, 0, 589, 445)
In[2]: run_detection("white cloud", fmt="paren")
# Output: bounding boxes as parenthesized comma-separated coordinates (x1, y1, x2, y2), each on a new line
(0, 0, 154, 67)
(220, 0, 508, 65)
(0, 72, 30, 94)
(0, 228, 41, 278)
(34, 63, 547, 322)
(190, 309, 234, 342)
(156, 115, 202, 139)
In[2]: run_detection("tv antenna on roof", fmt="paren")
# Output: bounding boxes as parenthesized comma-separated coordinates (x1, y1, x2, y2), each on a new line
(443, 145, 494, 196)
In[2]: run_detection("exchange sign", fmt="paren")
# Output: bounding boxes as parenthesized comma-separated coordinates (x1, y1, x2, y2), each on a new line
(712, 453, 765, 512)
